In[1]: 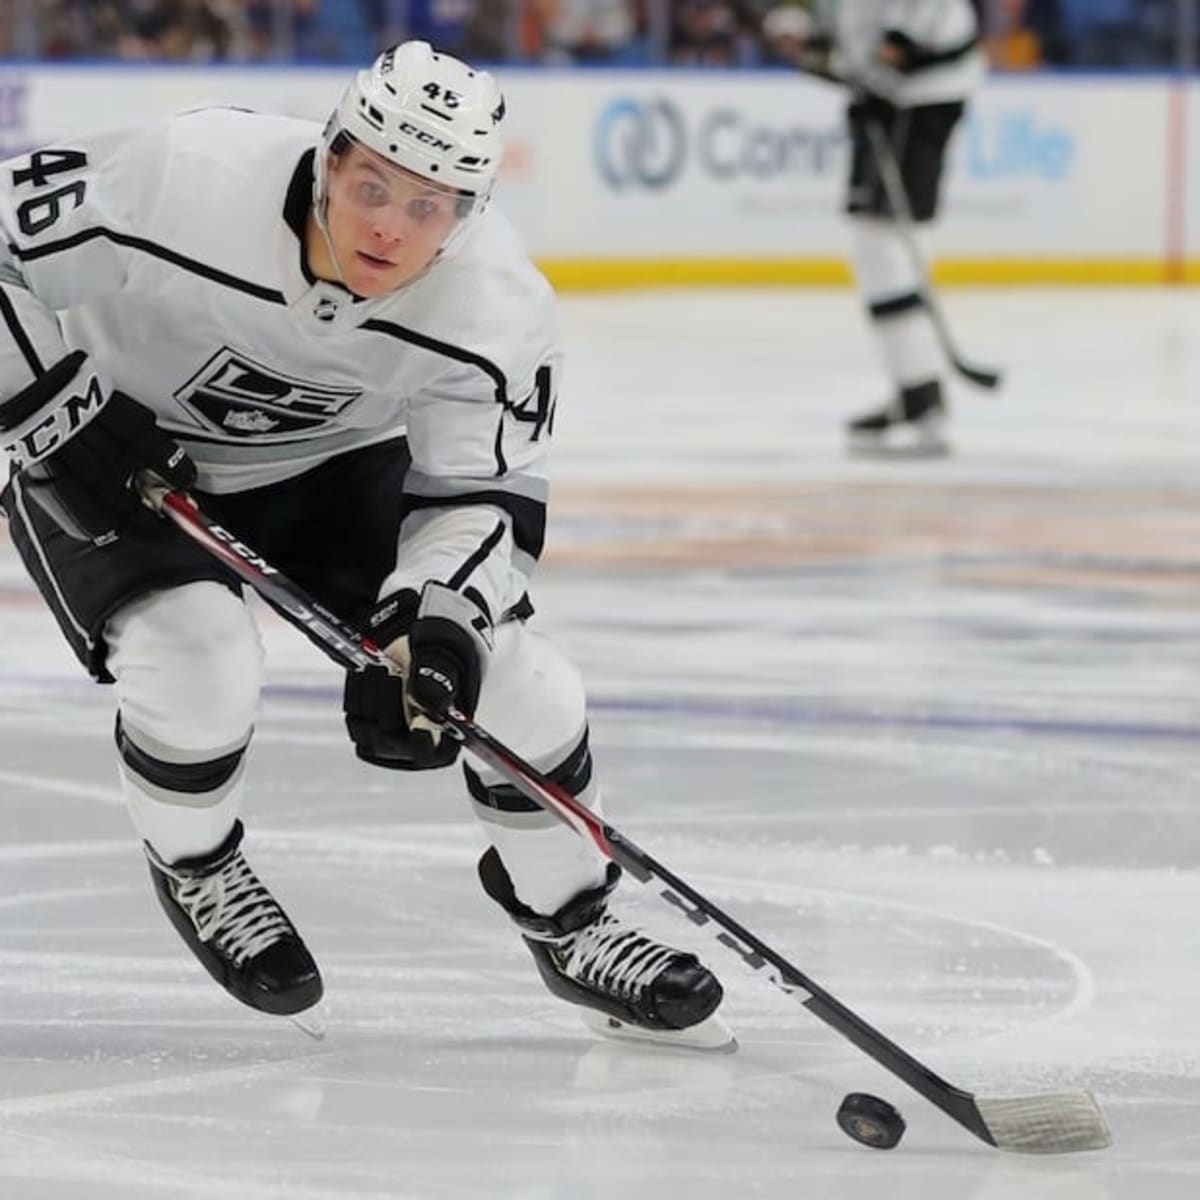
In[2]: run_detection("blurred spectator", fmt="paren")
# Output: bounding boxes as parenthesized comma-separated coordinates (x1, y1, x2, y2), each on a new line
(0, 0, 14, 57)
(533, 0, 647, 64)
(358, 0, 528, 59)
(243, 0, 322, 57)
(670, 0, 755, 66)
(31, 1, 245, 60)
(986, 0, 1070, 68)
(115, 1, 245, 60)
(1054, 0, 1174, 65)
(5, 0, 1196, 66)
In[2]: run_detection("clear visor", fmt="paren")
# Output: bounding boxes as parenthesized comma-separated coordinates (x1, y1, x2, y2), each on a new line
(329, 140, 486, 236)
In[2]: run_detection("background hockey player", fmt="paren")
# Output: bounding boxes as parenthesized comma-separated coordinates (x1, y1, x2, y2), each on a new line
(0, 42, 731, 1051)
(764, 1, 985, 456)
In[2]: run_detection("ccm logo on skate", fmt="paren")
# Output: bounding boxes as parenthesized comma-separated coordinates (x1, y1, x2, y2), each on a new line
(207, 525, 279, 575)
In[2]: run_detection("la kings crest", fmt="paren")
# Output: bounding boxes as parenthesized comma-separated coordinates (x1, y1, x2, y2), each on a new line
(174, 347, 363, 440)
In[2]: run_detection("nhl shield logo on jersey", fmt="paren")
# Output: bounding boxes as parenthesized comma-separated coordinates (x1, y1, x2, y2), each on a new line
(313, 296, 340, 323)
(174, 347, 363, 440)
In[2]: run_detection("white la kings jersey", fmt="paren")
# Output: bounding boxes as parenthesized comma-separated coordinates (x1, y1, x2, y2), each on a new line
(815, 0, 984, 106)
(0, 107, 561, 620)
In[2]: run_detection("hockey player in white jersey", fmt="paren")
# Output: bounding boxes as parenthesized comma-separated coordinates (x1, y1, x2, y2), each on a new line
(765, 1, 984, 456)
(0, 43, 731, 1050)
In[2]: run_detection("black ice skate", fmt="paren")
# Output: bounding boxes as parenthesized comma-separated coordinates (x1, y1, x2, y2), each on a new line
(479, 848, 735, 1052)
(846, 380, 949, 458)
(145, 820, 323, 1018)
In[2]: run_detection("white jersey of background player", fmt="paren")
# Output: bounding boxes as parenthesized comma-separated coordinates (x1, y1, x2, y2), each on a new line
(766, 1, 984, 456)
(0, 43, 730, 1050)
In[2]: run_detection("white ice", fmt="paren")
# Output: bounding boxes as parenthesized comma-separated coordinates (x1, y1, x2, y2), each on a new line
(1, 288, 1198, 1198)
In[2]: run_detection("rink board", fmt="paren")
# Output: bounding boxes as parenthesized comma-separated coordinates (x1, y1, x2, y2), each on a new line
(0, 65, 1194, 285)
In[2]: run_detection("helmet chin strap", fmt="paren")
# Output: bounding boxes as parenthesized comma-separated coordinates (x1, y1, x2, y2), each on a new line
(311, 153, 351, 289)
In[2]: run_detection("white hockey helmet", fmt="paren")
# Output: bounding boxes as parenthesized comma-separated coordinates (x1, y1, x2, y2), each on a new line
(319, 41, 506, 215)
(762, 5, 814, 41)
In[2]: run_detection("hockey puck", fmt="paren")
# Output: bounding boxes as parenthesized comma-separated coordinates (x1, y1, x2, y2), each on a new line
(836, 1092, 905, 1150)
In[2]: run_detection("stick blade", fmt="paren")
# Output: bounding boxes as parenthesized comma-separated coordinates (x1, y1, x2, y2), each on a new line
(957, 362, 1004, 390)
(976, 1091, 1111, 1154)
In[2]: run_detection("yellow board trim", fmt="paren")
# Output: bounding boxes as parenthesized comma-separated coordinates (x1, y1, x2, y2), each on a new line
(536, 257, 1200, 290)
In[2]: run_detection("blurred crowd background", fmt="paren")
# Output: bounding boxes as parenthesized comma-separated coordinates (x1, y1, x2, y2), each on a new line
(0, 0, 1196, 70)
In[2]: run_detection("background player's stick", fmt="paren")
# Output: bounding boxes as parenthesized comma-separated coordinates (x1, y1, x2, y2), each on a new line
(863, 121, 1003, 391)
(141, 482, 1110, 1156)
(741, 1, 1003, 390)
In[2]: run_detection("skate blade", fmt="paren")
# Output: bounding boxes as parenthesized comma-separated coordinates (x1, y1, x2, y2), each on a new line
(847, 432, 950, 460)
(581, 1009, 738, 1054)
(289, 1005, 327, 1042)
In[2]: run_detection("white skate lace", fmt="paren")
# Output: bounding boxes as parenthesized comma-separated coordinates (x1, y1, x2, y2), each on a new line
(558, 913, 679, 1000)
(171, 854, 294, 967)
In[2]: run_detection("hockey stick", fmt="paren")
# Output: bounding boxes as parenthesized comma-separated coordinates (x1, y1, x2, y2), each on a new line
(863, 119, 1003, 391)
(142, 483, 1109, 1155)
(747, 3, 1003, 391)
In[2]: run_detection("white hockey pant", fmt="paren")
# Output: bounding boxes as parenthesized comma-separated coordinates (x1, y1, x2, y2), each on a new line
(850, 216, 943, 391)
(105, 583, 607, 911)
(106, 582, 263, 864)
(467, 619, 609, 916)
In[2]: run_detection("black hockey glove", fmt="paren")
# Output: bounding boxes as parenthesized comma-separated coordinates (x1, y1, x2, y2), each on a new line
(3, 350, 196, 545)
(344, 582, 489, 771)
(880, 30, 925, 74)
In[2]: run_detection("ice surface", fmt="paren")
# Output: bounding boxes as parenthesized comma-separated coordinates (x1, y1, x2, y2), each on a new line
(0, 289, 1198, 1197)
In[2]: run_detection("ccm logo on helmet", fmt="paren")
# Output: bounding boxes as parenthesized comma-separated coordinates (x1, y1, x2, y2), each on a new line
(398, 121, 453, 152)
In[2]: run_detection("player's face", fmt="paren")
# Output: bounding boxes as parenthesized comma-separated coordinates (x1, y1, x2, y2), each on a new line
(319, 144, 468, 295)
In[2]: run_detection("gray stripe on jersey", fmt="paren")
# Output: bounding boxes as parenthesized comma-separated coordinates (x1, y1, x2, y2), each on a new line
(403, 467, 548, 505)
(174, 427, 404, 492)
(174, 426, 399, 466)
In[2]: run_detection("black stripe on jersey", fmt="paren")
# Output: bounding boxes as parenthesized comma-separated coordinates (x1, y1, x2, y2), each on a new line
(362, 318, 509, 406)
(492, 411, 507, 476)
(0, 284, 43, 378)
(447, 518, 508, 590)
(8, 231, 287, 305)
(404, 489, 546, 561)
(365, 317, 519, 477)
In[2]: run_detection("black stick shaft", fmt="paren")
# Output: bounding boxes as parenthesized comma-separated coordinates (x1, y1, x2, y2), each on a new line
(864, 121, 1003, 391)
(150, 486, 996, 1148)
